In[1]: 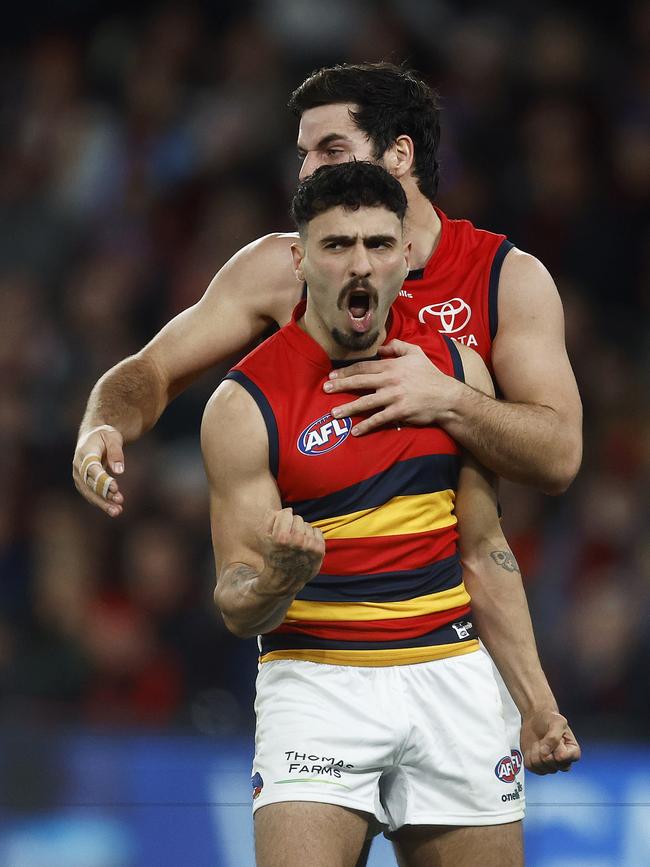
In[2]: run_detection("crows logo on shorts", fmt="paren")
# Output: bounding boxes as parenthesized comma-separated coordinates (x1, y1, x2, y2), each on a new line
(251, 771, 264, 800)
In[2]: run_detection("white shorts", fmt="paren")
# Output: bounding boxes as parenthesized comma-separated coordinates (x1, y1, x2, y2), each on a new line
(251, 648, 525, 832)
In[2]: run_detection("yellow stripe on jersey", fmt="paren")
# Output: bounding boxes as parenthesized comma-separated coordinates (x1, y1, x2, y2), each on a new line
(311, 490, 456, 539)
(285, 582, 471, 622)
(260, 639, 480, 667)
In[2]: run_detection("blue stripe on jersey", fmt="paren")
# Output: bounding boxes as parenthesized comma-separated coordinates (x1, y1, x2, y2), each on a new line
(285, 453, 460, 523)
(488, 238, 514, 342)
(297, 553, 462, 603)
(224, 370, 279, 477)
(442, 336, 465, 383)
(260, 615, 477, 655)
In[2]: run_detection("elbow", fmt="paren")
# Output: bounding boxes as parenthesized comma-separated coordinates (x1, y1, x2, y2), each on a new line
(222, 613, 256, 639)
(218, 605, 256, 639)
(542, 440, 582, 496)
(213, 586, 253, 639)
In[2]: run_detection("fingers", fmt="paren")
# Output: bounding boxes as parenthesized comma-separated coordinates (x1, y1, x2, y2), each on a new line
(379, 339, 419, 357)
(270, 508, 325, 554)
(330, 390, 398, 421)
(525, 721, 581, 775)
(326, 360, 388, 383)
(324, 370, 385, 394)
(539, 713, 568, 757)
(350, 408, 397, 436)
(73, 426, 125, 518)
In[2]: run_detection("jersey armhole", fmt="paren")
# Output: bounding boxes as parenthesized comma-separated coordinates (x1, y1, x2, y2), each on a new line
(442, 335, 465, 383)
(488, 239, 514, 341)
(223, 370, 279, 478)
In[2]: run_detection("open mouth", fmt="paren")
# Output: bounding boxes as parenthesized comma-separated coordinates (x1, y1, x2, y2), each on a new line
(348, 290, 371, 319)
(346, 289, 374, 333)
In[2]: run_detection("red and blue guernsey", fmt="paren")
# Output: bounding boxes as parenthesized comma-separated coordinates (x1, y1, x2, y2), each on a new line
(225, 298, 481, 667)
(394, 207, 512, 369)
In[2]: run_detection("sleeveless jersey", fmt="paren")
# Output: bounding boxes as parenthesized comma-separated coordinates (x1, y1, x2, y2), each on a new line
(225, 301, 480, 667)
(394, 207, 513, 368)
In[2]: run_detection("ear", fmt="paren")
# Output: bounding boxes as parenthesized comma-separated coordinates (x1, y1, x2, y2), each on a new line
(384, 135, 415, 179)
(290, 241, 305, 282)
(403, 239, 412, 274)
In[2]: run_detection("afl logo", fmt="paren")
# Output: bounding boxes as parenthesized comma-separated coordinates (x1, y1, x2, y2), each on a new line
(418, 298, 472, 334)
(495, 749, 523, 783)
(297, 413, 352, 456)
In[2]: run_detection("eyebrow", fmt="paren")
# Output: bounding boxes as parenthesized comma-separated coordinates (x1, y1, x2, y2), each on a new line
(297, 133, 353, 157)
(319, 233, 397, 247)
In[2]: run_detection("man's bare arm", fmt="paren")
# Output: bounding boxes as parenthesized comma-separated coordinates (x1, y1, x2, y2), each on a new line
(455, 353, 580, 774)
(73, 232, 300, 516)
(201, 381, 324, 638)
(324, 249, 582, 495)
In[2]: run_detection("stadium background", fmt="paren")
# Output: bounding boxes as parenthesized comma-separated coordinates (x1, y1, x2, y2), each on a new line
(0, 1, 648, 865)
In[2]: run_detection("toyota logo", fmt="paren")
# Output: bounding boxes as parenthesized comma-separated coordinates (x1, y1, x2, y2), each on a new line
(418, 298, 472, 333)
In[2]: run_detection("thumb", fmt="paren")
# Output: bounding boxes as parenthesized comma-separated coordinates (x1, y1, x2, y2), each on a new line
(379, 338, 415, 358)
(104, 432, 125, 474)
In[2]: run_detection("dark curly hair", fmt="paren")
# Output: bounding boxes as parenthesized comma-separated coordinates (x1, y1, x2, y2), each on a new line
(290, 162, 407, 232)
(288, 62, 441, 202)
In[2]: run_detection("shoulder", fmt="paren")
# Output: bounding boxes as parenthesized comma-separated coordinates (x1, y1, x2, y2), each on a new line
(228, 232, 298, 278)
(205, 232, 301, 320)
(497, 246, 564, 328)
(201, 378, 272, 482)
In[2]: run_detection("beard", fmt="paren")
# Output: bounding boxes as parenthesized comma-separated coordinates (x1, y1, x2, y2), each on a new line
(331, 326, 380, 352)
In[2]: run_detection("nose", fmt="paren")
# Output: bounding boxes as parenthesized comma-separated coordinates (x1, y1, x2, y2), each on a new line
(349, 241, 372, 278)
(299, 153, 318, 181)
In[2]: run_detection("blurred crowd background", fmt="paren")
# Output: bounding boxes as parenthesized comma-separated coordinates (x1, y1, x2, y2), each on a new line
(1, 0, 648, 745)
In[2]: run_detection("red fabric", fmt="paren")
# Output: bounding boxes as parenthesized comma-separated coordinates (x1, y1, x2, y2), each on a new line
(275, 604, 472, 641)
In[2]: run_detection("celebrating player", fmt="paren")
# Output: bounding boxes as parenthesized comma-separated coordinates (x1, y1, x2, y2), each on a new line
(201, 162, 580, 867)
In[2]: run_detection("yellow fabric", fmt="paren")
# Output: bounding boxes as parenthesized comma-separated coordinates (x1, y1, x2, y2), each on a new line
(311, 490, 456, 539)
(260, 640, 479, 667)
(285, 582, 471, 622)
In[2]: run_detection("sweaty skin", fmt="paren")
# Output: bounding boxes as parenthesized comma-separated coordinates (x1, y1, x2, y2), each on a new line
(74, 101, 582, 515)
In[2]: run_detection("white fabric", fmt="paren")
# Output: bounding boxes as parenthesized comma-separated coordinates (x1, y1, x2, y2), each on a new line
(251, 650, 525, 831)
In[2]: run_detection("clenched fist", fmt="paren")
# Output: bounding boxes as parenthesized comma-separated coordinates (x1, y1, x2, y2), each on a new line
(260, 507, 325, 596)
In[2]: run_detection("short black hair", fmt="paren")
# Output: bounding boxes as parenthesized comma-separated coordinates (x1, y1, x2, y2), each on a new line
(288, 61, 441, 202)
(290, 162, 407, 232)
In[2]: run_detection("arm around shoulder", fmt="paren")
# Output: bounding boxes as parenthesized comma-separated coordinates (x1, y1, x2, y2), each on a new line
(74, 232, 299, 513)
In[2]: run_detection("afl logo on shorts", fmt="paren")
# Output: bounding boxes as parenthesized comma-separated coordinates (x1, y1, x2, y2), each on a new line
(418, 298, 472, 334)
(297, 413, 352, 456)
(495, 750, 523, 783)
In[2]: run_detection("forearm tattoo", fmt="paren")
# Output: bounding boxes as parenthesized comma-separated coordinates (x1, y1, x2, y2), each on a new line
(490, 550, 521, 573)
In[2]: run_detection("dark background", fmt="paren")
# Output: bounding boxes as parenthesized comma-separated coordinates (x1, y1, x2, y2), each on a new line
(1, 0, 648, 747)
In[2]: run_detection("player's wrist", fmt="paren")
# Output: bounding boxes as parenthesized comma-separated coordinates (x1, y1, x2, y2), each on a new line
(78, 422, 121, 442)
(435, 377, 470, 425)
(517, 689, 559, 717)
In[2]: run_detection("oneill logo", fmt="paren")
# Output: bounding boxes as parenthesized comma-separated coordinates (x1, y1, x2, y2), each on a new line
(297, 413, 351, 456)
(418, 298, 472, 334)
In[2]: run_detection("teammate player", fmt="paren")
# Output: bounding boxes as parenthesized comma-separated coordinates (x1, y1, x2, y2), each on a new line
(73, 62, 582, 515)
(202, 162, 580, 867)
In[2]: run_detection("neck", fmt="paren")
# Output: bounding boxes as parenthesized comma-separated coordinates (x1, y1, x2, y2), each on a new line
(298, 303, 388, 361)
(400, 176, 441, 270)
